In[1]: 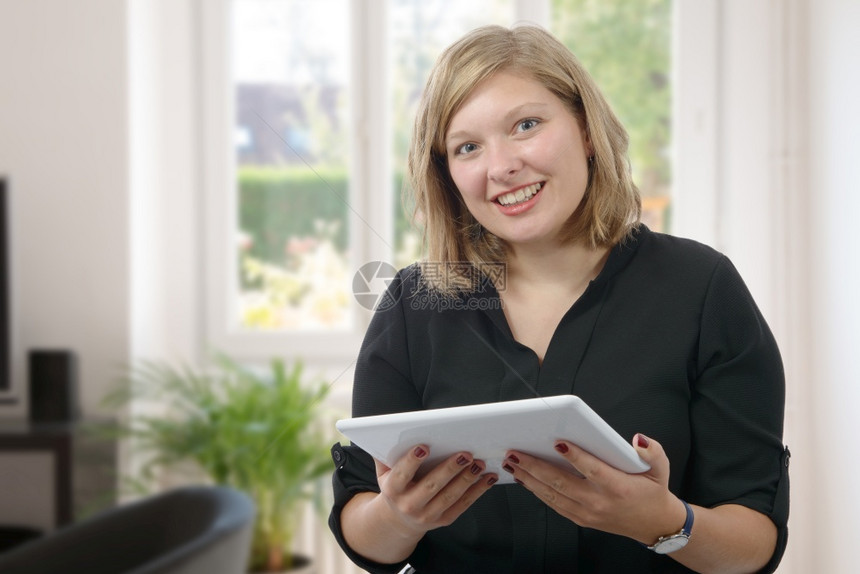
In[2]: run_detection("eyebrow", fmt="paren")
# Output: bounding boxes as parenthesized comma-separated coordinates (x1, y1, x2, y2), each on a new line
(445, 102, 550, 146)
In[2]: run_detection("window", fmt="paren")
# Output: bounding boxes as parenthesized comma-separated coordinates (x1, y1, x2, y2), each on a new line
(202, 0, 673, 359)
(551, 0, 672, 232)
(231, 0, 353, 333)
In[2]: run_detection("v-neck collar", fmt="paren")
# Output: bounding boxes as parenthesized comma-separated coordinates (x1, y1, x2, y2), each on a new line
(475, 226, 645, 338)
(470, 225, 647, 394)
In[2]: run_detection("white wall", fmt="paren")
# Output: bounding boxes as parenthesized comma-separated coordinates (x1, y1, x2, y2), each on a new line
(0, 0, 129, 418)
(807, 0, 860, 571)
(128, 0, 203, 364)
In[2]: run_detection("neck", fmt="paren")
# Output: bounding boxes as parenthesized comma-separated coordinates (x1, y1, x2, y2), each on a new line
(504, 240, 610, 293)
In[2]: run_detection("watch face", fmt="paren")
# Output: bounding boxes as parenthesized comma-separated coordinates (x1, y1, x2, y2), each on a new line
(653, 534, 690, 555)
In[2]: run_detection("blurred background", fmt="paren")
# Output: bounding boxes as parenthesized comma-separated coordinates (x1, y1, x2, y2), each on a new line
(0, 0, 857, 572)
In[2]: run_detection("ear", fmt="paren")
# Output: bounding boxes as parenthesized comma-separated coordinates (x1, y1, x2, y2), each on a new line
(582, 124, 594, 158)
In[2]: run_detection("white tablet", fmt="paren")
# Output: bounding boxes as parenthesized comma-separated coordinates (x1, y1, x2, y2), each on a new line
(336, 395, 650, 485)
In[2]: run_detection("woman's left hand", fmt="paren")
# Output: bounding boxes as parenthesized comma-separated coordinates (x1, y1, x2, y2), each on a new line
(503, 433, 688, 545)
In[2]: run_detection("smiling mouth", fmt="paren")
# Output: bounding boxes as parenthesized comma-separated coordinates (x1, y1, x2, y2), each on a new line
(495, 182, 543, 206)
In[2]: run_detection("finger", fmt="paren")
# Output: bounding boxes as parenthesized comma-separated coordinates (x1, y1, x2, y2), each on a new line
(373, 459, 391, 477)
(505, 461, 585, 520)
(425, 459, 486, 518)
(411, 451, 475, 507)
(437, 468, 499, 525)
(504, 450, 587, 495)
(631, 433, 670, 481)
(383, 445, 431, 495)
(548, 441, 621, 486)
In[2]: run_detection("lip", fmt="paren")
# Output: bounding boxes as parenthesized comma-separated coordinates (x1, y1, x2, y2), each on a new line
(493, 181, 544, 216)
(489, 181, 545, 204)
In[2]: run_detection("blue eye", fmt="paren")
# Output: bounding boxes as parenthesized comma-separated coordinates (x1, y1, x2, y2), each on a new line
(455, 142, 478, 155)
(517, 119, 539, 132)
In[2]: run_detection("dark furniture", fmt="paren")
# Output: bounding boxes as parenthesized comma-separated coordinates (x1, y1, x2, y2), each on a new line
(0, 420, 116, 530)
(0, 486, 256, 574)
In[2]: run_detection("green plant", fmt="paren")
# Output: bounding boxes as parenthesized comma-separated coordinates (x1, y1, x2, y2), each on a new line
(103, 353, 333, 572)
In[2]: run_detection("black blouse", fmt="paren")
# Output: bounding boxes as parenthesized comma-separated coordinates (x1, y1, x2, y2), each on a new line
(329, 226, 790, 573)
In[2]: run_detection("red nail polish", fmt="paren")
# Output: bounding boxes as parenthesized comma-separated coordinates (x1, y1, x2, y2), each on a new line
(514, 478, 524, 486)
(506, 453, 520, 464)
(470, 462, 481, 475)
(414, 446, 427, 459)
(502, 463, 515, 474)
(554, 442, 569, 454)
(456, 455, 469, 466)
(636, 434, 650, 448)
(487, 476, 498, 486)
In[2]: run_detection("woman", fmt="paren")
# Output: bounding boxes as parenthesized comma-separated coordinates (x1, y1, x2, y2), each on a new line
(329, 24, 789, 573)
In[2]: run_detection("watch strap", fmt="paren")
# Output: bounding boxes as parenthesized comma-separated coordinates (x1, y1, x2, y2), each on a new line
(678, 499, 694, 536)
(646, 499, 694, 553)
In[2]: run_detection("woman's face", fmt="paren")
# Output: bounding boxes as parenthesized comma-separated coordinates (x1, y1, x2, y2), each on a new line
(445, 71, 591, 249)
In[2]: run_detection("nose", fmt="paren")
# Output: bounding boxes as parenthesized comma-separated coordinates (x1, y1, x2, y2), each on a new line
(486, 141, 523, 183)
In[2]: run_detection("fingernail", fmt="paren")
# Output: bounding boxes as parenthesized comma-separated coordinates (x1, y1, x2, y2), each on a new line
(487, 476, 498, 486)
(470, 462, 482, 475)
(514, 478, 524, 486)
(554, 442, 569, 454)
(506, 453, 520, 464)
(636, 434, 650, 448)
(457, 455, 470, 466)
(502, 463, 514, 474)
(414, 446, 427, 459)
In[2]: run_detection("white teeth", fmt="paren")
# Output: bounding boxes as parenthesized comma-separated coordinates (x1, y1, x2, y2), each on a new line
(497, 182, 542, 206)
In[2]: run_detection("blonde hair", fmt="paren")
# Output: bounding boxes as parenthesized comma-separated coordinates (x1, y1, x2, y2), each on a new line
(406, 24, 641, 293)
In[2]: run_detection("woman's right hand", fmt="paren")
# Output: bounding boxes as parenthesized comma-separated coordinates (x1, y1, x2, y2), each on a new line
(374, 445, 498, 537)
(341, 445, 497, 564)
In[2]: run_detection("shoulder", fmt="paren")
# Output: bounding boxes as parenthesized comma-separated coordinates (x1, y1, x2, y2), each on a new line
(394, 262, 426, 293)
(621, 227, 729, 286)
(634, 227, 724, 270)
(384, 263, 430, 309)
(632, 229, 769, 335)
(639, 231, 756, 303)
(605, 227, 744, 313)
(364, 263, 426, 308)
(368, 263, 440, 323)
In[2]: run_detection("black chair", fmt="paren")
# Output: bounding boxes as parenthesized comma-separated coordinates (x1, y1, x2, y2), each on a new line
(0, 485, 255, 574)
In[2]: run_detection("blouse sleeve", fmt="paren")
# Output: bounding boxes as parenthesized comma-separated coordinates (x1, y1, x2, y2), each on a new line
(328, 269, 423, 573)
(689, 256, 790, 573)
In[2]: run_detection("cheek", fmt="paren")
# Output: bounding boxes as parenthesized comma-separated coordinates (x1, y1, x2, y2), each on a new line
(528, 133, 578, 171)
(448, 162, 485, 200)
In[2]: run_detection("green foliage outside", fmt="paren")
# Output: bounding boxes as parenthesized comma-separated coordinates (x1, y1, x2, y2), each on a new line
(552, 0, 672, 198)
(239, 166, 349, 263)
(238, 166, 414, 267)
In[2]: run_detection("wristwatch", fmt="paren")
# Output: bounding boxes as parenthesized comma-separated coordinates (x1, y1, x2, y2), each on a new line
(647, 500, 694, 554)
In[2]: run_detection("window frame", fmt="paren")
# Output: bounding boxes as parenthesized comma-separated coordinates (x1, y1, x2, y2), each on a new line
(200, 0, 700, 362)
(202, 0, 382, 360)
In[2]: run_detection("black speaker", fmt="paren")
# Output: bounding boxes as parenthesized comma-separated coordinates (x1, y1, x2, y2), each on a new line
(29, 350, 78, 423)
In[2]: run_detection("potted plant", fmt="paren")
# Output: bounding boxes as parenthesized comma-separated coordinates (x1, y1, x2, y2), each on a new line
(103, 352, 334, 573)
